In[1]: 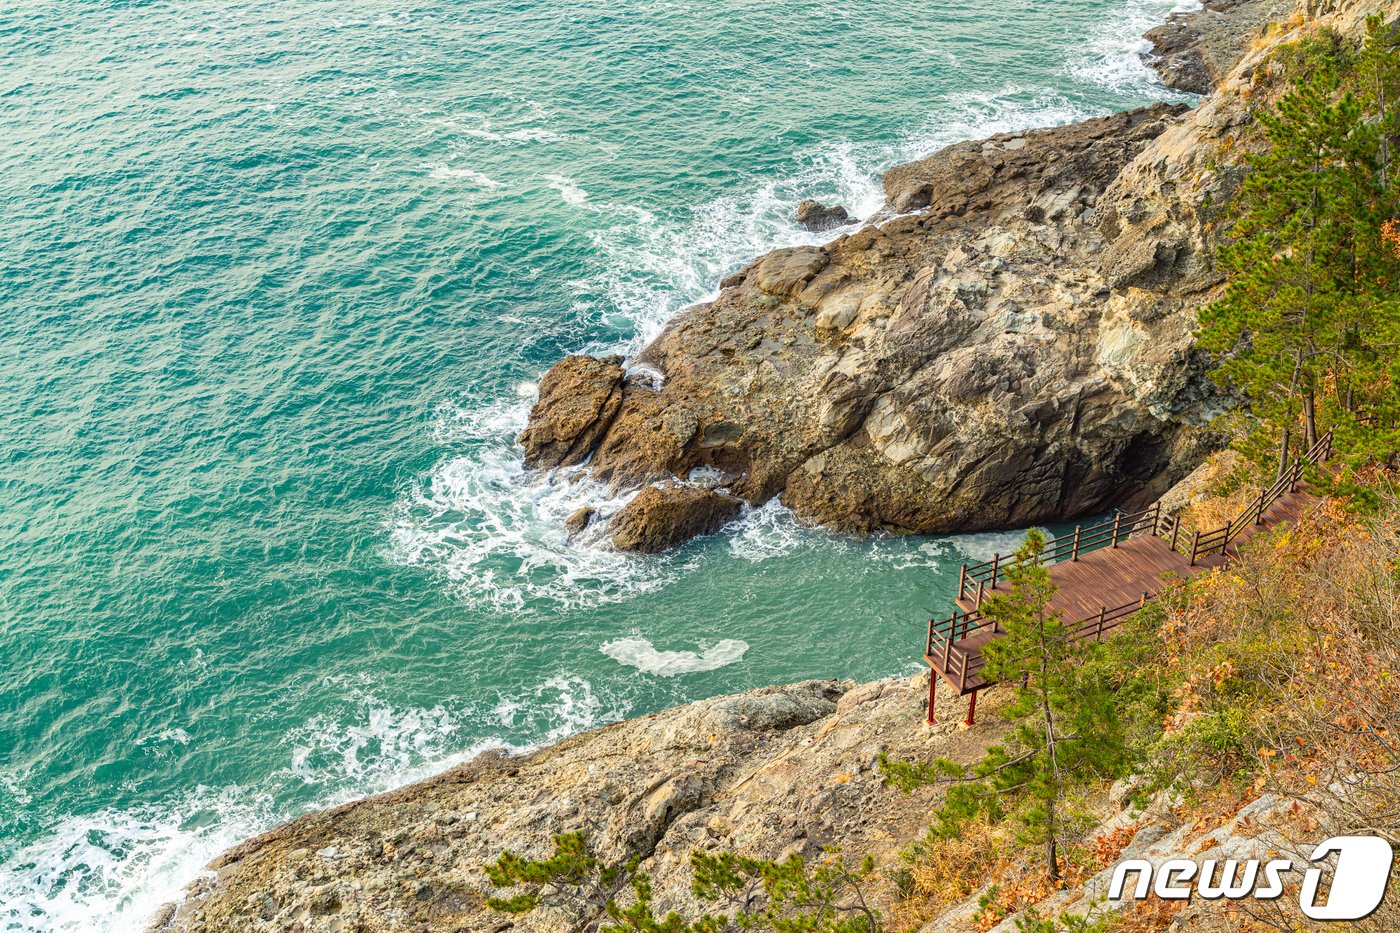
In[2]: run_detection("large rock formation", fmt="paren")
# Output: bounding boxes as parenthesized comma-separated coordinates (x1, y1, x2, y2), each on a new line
(521, 0, 1400, 553)
(523, 105, 1229, 548)
(1143, 0, 1295, 94)
(153, 675, 1010, 933)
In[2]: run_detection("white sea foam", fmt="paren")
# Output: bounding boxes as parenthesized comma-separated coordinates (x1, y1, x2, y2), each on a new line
(947, 527, 1054, 563)
(545, 174, 589, 207)
(1069, 0, 1204, 95)
(601, 637, 750, 676)
(727, 499, 810, 563)
(0, 677, 622, 933)
(418, 161, 502, 186)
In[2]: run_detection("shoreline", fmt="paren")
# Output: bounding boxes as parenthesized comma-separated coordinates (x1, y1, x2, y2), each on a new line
(146, 1, 1292, 929)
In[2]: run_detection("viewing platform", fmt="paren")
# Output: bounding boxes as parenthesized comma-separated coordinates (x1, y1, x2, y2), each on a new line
(925, 430, 1335, 724)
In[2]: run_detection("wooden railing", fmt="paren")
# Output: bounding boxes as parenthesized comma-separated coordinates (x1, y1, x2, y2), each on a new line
(929, 426, 1341, 692)
(1182, 428, 1332, 565)
(956, 503, 1171, 604)
(926, 593, 1151, 692)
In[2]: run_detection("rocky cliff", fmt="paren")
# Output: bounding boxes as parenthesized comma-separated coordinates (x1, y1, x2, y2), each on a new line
(519, 0, 1393, 553)
(153, 675, 1008, 933)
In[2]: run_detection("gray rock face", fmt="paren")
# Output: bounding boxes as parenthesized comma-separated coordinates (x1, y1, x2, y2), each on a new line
(156, 676, 1011, 932)
(523, 103, 1230, 546)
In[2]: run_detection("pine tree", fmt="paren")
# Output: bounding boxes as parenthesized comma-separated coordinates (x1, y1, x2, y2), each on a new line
(882, 531, 1129, 882)
(1199, 60, 1368, 470)
(1202, 22, 1400, 477)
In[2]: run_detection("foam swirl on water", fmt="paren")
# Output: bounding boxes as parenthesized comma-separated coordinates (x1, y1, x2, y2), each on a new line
(600, 637, 750, 676)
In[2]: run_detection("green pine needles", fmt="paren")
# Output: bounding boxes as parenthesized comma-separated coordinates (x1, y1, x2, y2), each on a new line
(1200, 15, 1400, 479)
(484, 831, 881, 932)
(880, 531, 1130, 882)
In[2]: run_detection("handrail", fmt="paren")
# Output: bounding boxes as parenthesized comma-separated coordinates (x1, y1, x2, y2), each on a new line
(927, 594, 1152, 691)
(932, 425, 1345, 697)
(959, 428, 1339, 592)
(957, 503, 1162, 603)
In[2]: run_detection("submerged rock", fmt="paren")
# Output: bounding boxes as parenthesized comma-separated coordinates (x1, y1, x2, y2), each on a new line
(795, 198, 850, 232)
(609, 484, 743, 552)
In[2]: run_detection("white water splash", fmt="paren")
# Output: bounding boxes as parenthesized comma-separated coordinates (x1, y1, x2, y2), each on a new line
(601, 637, 750, 676)
(1069, 0, 1204, 95)
(0, 677, 623, 933)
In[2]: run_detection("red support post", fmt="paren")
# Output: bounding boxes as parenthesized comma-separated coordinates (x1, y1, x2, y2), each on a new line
(926, 671, 937, 725)
(964, 690, 978, 727)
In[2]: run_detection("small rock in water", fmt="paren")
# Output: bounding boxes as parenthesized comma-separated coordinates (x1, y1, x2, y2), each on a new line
(564, 507, 596, 537)
(795, 199, 850, 233)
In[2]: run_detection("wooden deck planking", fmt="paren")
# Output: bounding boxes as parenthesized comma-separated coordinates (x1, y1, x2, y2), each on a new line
(928, 486, 1322, 696)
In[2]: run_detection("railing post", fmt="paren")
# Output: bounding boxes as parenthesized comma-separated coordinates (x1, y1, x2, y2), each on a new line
(942, 624, 952, 670)
(1111, 512, 1122, 548)
(977, 579, 985, 608)
(1221, 520, 1231, 555)
(990, 553, 1000, 589)
(1097, 605, 1106, 640)
(926, 672, 937, 725)
(1190, 530, 1200, 566)
(958, 564, 967, 600)
(1170, 515, 1180, 553)
(1071, 526, 1082, 561)
(1255, 491, 1266, 525)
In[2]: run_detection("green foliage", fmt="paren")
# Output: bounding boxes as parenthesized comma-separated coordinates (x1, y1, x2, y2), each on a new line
(1272, 26, 1354, 83)
(1012, 907, 1116, 933)
(484, 833, 881, 933)
(484, 832, 641, 926)
(689, 849, 880, 933)
(881, 532, 1132, 881)
(1202, 17, 1400, 477)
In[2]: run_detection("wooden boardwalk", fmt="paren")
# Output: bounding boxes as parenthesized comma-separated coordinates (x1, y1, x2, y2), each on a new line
(924, 431, 1333, 723)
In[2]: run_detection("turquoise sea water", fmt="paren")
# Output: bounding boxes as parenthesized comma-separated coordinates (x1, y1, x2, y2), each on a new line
(0, 1, 1194, 928)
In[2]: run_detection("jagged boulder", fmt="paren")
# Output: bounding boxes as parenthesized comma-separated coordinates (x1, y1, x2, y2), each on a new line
(609, 485, 743, 553)
(518, 355, 624, 471)
(795, 199, 851, 232)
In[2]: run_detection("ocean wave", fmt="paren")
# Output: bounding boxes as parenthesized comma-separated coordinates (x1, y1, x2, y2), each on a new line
(418, 161, 503, 186)
(544, 174, 589, 207)
(726, 499, 811, 563)
(601, 636, 750, 676)
(0, 676, 622, 933)
(1068, 0, 1204, 95)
